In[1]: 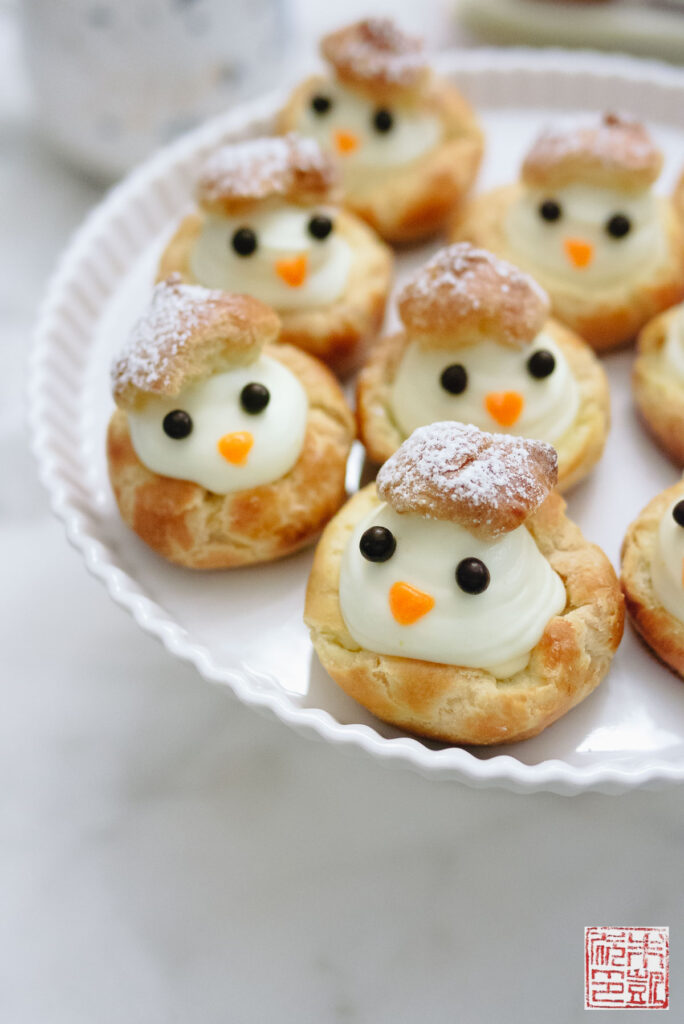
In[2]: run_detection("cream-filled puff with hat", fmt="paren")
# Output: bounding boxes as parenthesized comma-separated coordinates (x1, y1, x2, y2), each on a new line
(357, 243, 609, 490)
(306, 421, 624, 745)
(107, 276, 355, 567)
(453, 114, 684, 352)
(278, 18, 483, 243)
(633, 301, 684, 465)
(622, 479, 684, 680)
(158, 132, 392, 374)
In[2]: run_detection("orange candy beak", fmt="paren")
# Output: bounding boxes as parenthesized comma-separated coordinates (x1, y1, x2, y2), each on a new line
(389, 581, 435, 626)
(275, 254, 308, 288)
(333, 129, 360, 155)
(564, 237, 594, 269)
(217, 431, 253, 466)
(485, 391, 524, 427)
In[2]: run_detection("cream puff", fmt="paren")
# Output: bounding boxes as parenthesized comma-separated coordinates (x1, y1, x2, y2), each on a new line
(357, 244, 610, 490)
(277, 18, 483, 244)
(306, 422, 624, 745)
(158, 132, 393, 374)
(622, 480, 684, 679)
(453, 113, 684, 352)
(107, 276, 355, 568)
(633, 302, 684, 464)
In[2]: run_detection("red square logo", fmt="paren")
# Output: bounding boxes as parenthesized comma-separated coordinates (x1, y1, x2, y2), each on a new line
(585, 927, 669, 1010)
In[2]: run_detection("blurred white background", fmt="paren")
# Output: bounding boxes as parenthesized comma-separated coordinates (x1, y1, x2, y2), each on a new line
(2, 1, 683, 1021)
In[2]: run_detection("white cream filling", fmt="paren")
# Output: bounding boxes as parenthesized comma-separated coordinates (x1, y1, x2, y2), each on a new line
(505, 183, 666, 289)
(296, 79, 442, 178)
(652, 498, 684, 623)
(190, 203, 353, 310)
(662, 305, 684, 381)
(391, 333, 579, 444)
(128, 355, 308, 494)
(339, 503, 566, 677)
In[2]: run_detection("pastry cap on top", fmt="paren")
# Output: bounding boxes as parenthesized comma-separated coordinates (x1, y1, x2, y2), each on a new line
(321, 18, 429, 101)
(196, 133, 340, 216)
(521, 112, 663, 193)
(377, 422, 558, 539)
(111, 276, 281, 411)
(397, 243, 550, 350)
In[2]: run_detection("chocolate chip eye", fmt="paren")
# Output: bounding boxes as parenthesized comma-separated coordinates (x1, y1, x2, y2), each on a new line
(606, 213, 631, 238)
(372, 108, 394, 133)
(539, 199, 562, 222)
(456, 558, 490, 595)
(672, 500, 684, 527)
(163, 409, 193, 439)
(527, 349, 556, 379)
(311, 94, 332, 115)
(440, 364, 468, 395)
(308, 214, 333, 240)
(231, 227, 257, 256)
(360, 526, 396, 562)
(240, 382, 270, 414)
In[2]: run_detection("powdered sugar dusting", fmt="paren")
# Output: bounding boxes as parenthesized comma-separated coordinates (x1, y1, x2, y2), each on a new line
(398, 244, 549, 345)
(111, 276, 228, 394)
(523, 112, 661, 188)
(377, 422, 557, 536)
(198, 133, 336, 205)
(322, 18, 426, 88)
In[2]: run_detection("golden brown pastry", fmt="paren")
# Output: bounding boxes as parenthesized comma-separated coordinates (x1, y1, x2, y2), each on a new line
(452, 113, 684, 352)
(107, 276, 355, 568)
(357, 244, 610, 490)
(305, 422, 624, 745)
(674, 170, 684, 226)
(277, 18, 483, 243)
(158, 132, 393, 374)
(633, 303, 684, 464)
(621, 479, 684, 678)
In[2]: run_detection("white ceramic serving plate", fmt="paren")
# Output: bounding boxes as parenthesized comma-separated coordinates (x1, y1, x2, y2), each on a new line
(29, 48, 684, 795)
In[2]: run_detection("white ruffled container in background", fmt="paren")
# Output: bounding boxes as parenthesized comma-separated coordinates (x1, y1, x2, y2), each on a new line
(21, 0, 288, 180)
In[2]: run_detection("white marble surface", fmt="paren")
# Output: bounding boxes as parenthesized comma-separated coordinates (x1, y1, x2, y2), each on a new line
(3, 3, 683, 1021)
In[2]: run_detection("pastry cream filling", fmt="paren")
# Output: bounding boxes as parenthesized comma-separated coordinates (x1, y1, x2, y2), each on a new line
(652, 499, 684, 622)
(662, 305, 684, 380)
(505, 184, 666, 288)
(128, 355, 308, 494)
(297, 80, 442, 175)
(190, 203, 353, 310)
(391, 333, 579, 443)
(339, 503, 566, 677)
